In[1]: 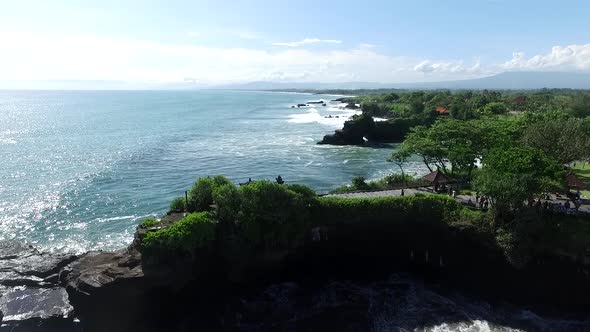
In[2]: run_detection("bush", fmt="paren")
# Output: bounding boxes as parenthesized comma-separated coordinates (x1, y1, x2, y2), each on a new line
(187, 176, 233, 212)
(169, 196, 186, 212)
(313, 195, 460, 227)
(142, 212, 216, 256)
(239, 181, 312, 249)
(213, 183, 242, 223)
(351, 176, 369, 190)
(140, 218, 159, 229)
(285, 184, 317, 202)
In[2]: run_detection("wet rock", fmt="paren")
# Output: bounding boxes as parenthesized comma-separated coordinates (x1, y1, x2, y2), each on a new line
(64, 249, 143, 295)
(318, 114, 375, 145)
(0, 241, 77, 328)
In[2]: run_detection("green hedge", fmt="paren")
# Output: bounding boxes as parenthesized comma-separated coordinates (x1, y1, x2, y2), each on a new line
(140, 217, 159, 229)
(239, 181, 314, 249)
(187, 175, 232, 212)
(142, 212, 216, 256)
(313, 195, 460, 226)
(169, 196, 186, 212)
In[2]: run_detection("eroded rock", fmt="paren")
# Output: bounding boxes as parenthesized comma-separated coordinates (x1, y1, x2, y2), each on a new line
(0, 241, 77, 327)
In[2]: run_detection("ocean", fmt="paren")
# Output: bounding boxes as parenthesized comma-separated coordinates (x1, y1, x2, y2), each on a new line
(0, 90, 426, 253)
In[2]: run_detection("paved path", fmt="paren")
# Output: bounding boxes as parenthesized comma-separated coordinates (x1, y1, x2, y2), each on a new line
(323, 188, 422, 199)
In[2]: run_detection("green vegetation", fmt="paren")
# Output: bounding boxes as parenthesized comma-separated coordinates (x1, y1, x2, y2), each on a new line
(572, 162, 590, 198)
(313, 195, 460, 226)
(169, 197, 186, 212)
(142, 212, 216, 256)
(330, 174, 426, 194)
(140, 218, 159, 229)
(239, 180, 314, 249)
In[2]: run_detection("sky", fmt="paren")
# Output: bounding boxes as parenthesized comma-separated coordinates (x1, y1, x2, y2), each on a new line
(0, 0, 589, 86)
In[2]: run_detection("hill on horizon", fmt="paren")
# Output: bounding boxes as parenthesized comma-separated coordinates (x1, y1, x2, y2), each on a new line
(215, 72, 590, 91)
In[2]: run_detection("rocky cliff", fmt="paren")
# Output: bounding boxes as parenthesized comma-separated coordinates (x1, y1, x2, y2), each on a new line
(2, 217, 590, 331)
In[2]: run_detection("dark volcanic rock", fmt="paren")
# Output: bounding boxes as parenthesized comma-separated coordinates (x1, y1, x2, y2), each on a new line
(0, 241, 78, 327)
(318, 114, 375, 145)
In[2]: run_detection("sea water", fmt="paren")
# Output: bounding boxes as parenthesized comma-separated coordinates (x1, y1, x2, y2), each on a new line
(0, 90, 426, 253)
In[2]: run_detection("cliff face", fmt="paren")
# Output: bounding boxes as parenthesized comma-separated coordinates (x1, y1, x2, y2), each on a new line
(2, 218, 589, 331)
(318, 114, 375, 145)
(318, 114, 425, 145)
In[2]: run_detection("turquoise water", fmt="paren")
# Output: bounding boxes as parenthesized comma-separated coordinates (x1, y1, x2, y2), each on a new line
(0, 90, 427, 253)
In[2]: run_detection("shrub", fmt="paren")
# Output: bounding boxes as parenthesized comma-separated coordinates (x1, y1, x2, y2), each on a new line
(169, 196, 186, 212)
(142, 212, 216, 256)
(140, 218, 159, 229)
(213, 183, 242, 223)
(312, 195, 460, 227)
(212, 175, 233, 187)
(351, 176, 369, 190)
(187, 176, 233, 212)
(285, 184, 317, 202)
(239, 181, 312, 249)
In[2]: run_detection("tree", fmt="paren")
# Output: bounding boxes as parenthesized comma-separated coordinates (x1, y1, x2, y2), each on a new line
(568, 94, 590, 118)
(481, 102, 508, 115)
(473, 146, 563, 216)
(521, 118, 590, 164)
(389, 149, 411, 188)
(450, 97, 477, 120)
(382, 92, 400, 102)
(402, 119, 486, 177)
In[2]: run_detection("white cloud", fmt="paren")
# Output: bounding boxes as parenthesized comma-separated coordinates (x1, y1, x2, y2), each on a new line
(272, 38, 342, 47)
(0, 32, 418, 83)
(503, 44, 590, 70)
(414, 59, 482, 75)
(5, 32, 585, 85)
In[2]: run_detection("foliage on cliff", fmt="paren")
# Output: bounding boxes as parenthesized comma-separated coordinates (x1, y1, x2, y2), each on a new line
(142, 212, 216, 256)
(313, 195, 461, 226)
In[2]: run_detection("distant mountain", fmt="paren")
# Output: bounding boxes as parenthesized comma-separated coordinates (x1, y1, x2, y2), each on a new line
(212, 81, 394, 90)
(411, 72, 590, 90)
(215, 72, 590, 91)
(3, 72, 590, 91)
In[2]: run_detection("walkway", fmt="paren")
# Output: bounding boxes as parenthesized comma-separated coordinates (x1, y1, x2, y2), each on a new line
(323, 188, 421, 199)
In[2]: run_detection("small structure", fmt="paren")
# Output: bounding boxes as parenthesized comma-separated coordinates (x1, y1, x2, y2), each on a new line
(512, 96, 528, 103)
(422, 170, 452, 191)
(566, 171, 585, 190)
(435, 106, 450, 116)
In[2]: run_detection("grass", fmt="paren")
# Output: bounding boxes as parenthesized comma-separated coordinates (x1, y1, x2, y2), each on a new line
(572, 162, 590, 198)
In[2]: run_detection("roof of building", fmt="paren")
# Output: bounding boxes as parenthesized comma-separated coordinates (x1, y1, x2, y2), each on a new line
(422, 170, 452, 184)
(566, 172, 585, 189)
(512, 96, 528, 103)
(435, 106, 450, 115)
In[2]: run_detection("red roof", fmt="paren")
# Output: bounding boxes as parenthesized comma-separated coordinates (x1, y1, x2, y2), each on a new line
(435, 106, 449, 115)
(512, 96, 527, 103)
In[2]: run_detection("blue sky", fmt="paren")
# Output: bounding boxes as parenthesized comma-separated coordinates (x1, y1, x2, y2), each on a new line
(1, 0, 589, 84)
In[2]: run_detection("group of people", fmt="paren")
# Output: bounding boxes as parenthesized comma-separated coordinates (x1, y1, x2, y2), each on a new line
(529, 197, 579, 215)
(467, 193, 489, 209)
(239, 175, 285, 186)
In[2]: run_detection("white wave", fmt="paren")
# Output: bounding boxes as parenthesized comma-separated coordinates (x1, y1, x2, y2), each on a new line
(287, 107, 360, 127)
(423, 320, 524, 332)
(0, 138, 17, 144)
